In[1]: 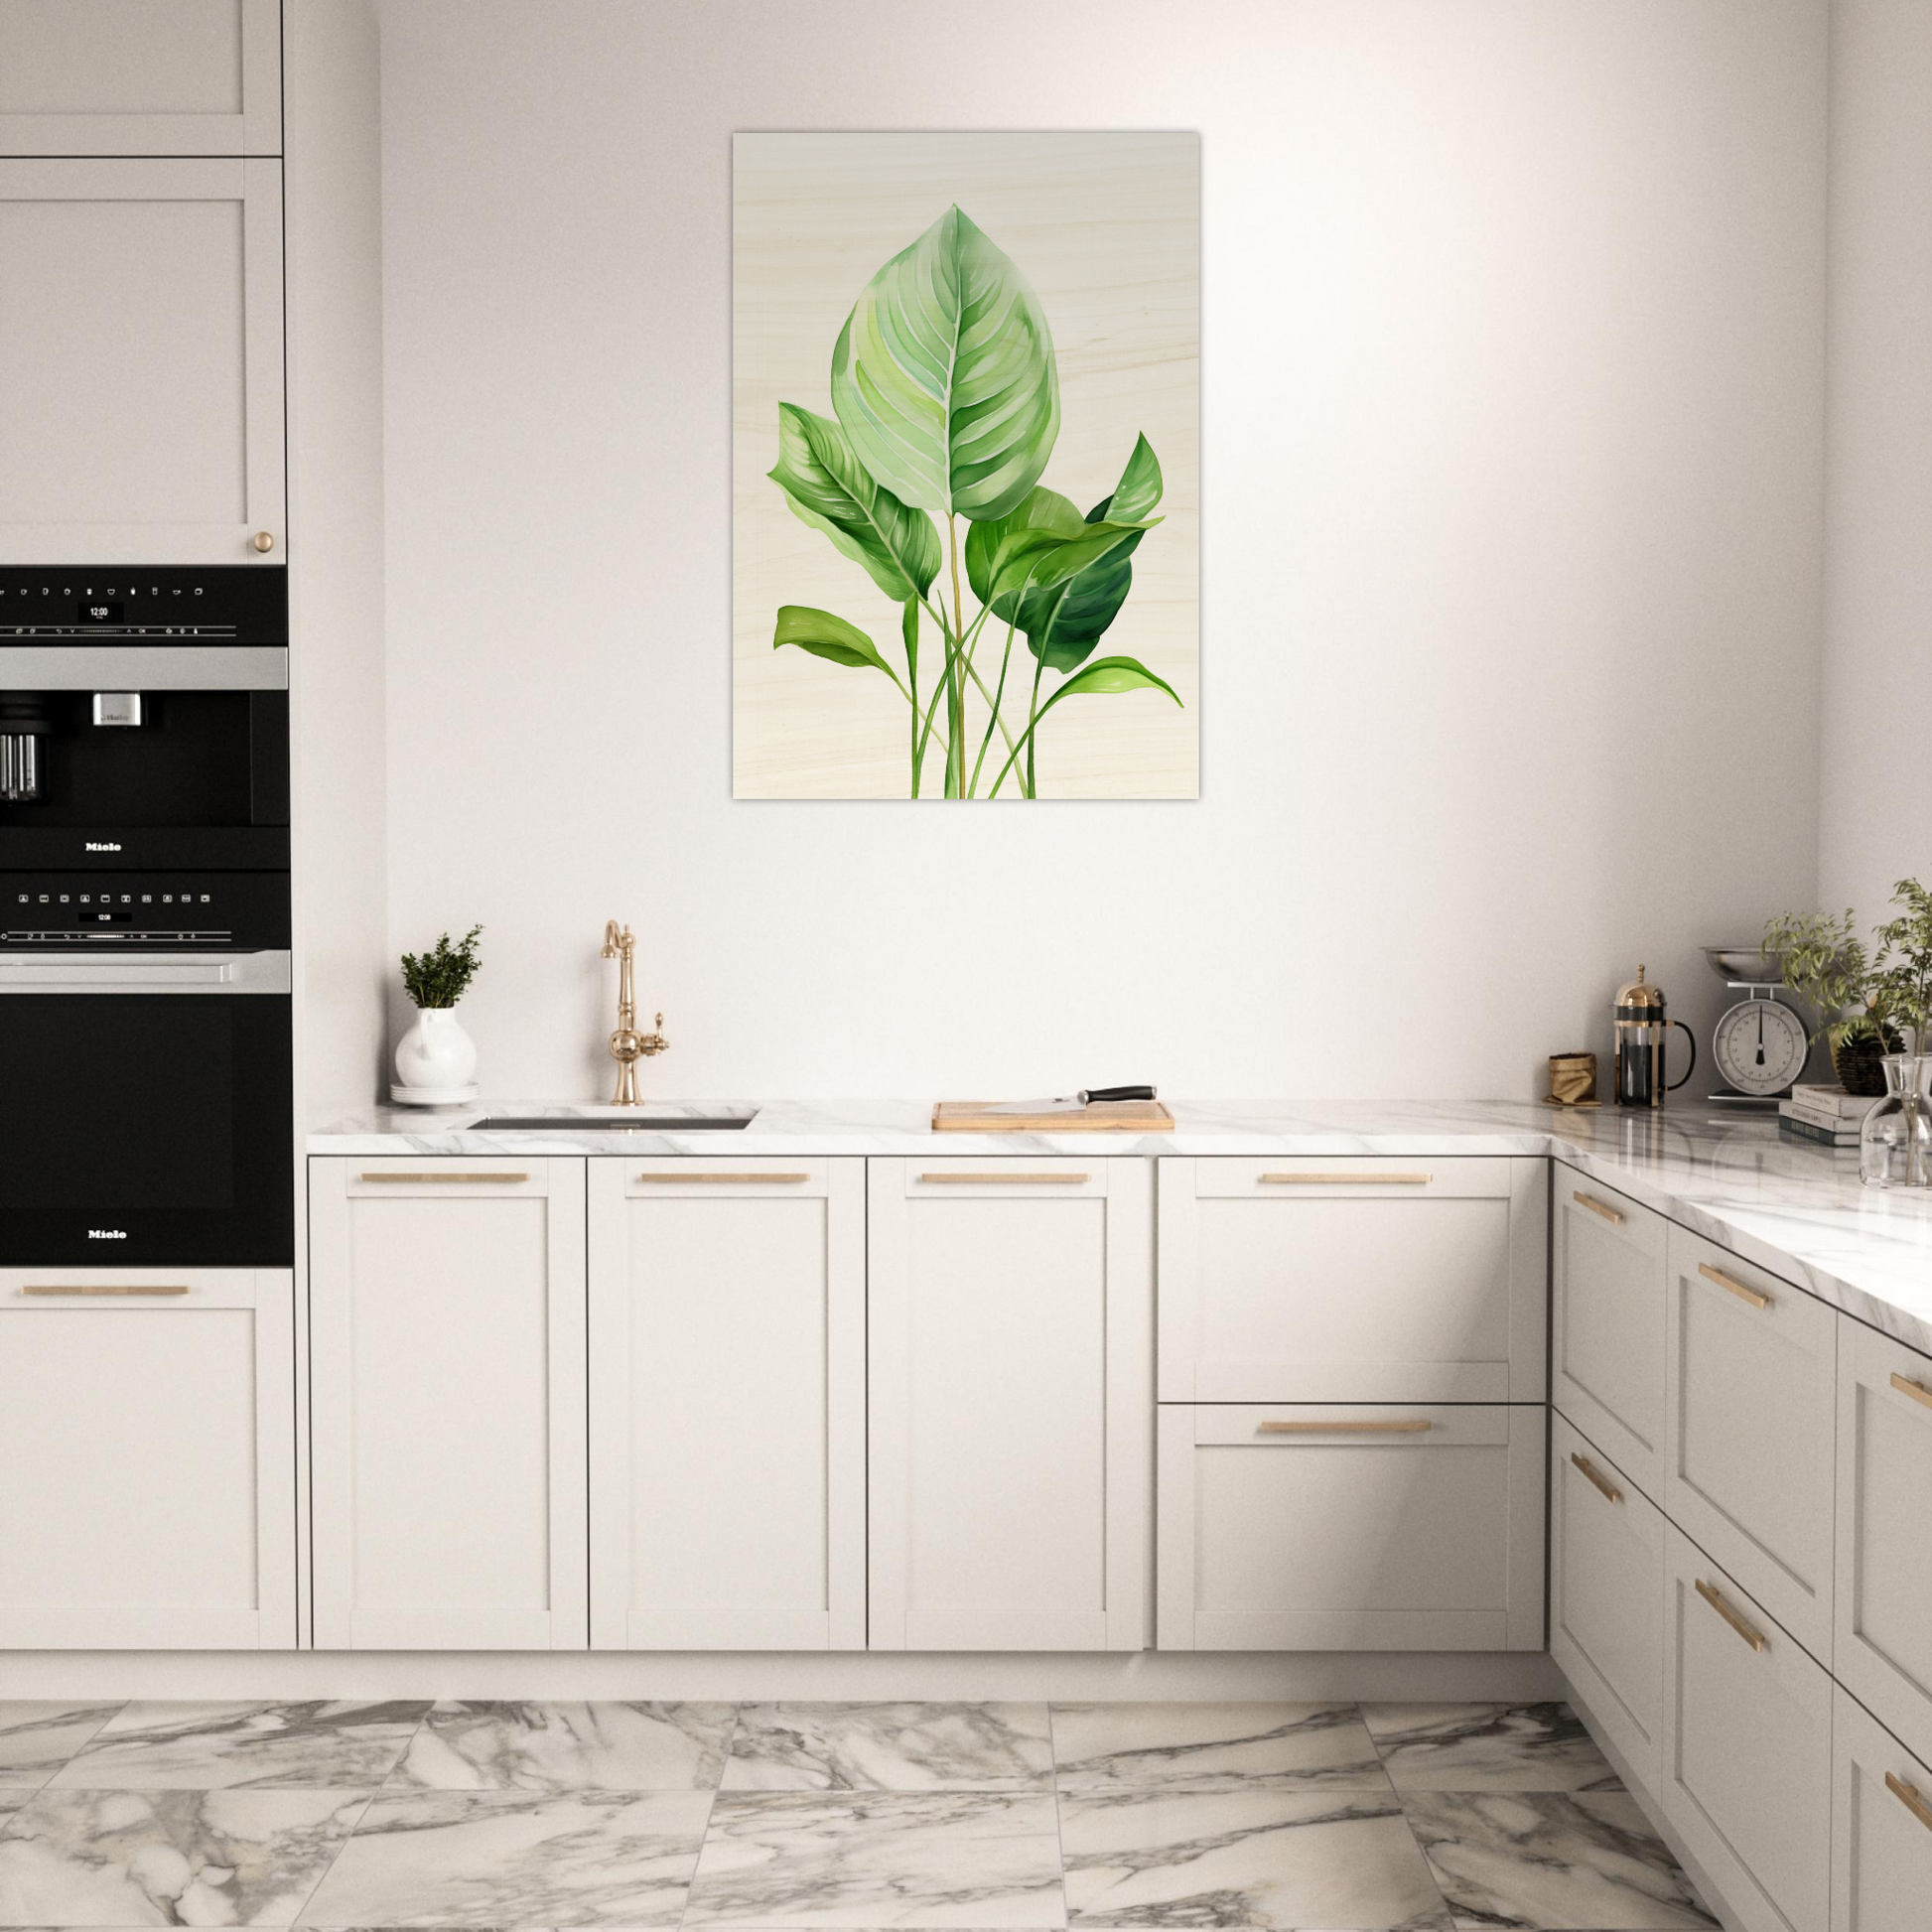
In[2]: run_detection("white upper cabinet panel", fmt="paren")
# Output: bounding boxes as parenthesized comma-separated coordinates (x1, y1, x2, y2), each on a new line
(0, 158, 285, 563)
(1159, 1157, 1547, 1403)
(0, 0, 280, 156)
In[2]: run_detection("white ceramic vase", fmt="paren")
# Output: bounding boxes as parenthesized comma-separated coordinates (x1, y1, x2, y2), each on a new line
(394, 1006, 478, 1091)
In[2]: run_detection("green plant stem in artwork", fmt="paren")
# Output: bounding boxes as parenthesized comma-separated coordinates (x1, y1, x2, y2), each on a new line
(767, 204, 1183, 798)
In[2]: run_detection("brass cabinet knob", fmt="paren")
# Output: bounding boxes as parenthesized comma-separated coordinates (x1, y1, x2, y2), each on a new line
(251, 531, 276, 554)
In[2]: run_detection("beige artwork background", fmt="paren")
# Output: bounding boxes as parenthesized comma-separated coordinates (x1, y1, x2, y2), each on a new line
(732, 131, 1199, 799)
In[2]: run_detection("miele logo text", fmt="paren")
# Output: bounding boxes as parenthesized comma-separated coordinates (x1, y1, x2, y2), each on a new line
(84, 841, 121, 852)
(86, 1229, 127, 1240)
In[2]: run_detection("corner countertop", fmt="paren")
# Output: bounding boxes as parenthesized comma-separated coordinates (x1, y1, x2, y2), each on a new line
(311, 1097, 1932, 1360)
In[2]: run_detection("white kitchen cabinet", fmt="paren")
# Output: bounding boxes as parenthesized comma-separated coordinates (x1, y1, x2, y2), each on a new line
(867, 1157, 1151, 1651)
(1661, 1523, 1833, 1932)
(1834, 1318, 1932, 1769)
(0, 1267, 294, 1648)
(0, 0, 280, 156)
(1553, 1162, 1668, 1498)
(588, 1158, 865, 1650)
(1158, 1157, 1546, 1403)
(309, 1159, 588, 1650)
(1550, 1412, 1665, 1790)
(1158, 1402, 1545, 1651)
(0, 158, 285, 563)
(1832, 1684, 1932, 1932)
(1665, 1225, 1838, 1664)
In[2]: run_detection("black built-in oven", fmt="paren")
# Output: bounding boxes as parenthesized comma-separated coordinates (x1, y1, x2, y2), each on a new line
(0, 569, 292, 1265)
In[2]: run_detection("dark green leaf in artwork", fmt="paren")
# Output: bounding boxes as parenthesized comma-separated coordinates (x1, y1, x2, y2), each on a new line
(772, 605, 901, 686)
(962, 485, 1157, 613)
(831, 205, 1060, 522)
(768, 403, 942, 602)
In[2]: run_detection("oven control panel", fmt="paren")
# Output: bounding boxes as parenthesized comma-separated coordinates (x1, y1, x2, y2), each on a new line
(1, 873, 290, 949)
(0, 566, 287, 643)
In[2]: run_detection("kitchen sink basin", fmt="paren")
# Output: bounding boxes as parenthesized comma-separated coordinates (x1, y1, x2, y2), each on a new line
(473, 1109, 758, 1131)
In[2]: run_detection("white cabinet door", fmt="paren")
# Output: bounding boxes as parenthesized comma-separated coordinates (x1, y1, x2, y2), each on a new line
(0, 1267, 293, 1648)
(1158, 1403, 1546, 1652)
(1665, 1226, 1837, 1663)
(1835, 1319, 1932, 1769)
(1833, 1684, 1932, 1932)
(0, 0, 280, 156)
(0, 158, 285, 563)
(1550, 1413, 1665, 1790)
(1158, 1157, 1546, 1403)
(1553, 1163, 1668, 1498)
(868, 1157, 1151, 1651)
(1661, 1524, 1832, 1932)
(309, 1159, 588, 1651)
(588, 1158, 865, 1651)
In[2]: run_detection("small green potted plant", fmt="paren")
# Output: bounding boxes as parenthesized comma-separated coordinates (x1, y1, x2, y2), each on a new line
(1862, 881, 1932, 1187)
(393, 924, 483, 1101)
(1761, 907, 1900, 1096)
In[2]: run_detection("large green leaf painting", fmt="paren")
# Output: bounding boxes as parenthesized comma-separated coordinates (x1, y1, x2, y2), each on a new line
(1004, 434, 1164, 673)
(767, 404, 941, 603)
(830, 206, 1060, 522)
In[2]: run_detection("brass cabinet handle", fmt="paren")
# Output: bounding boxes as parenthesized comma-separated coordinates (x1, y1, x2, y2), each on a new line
(357, 1172, 529, 1184)
(633, 1172, 810, 1184)
(915, 1172, 1090, 1184)
(20, 1283, 190, 1297)
(1698, 1261, 1771, 1311)
(1258, 1419, 1433, 1435)
(1259, 1172, 1433, 1186)
(1885, 1771, 1932, 1834)
(1571, 1451, 1623, 1503)
(1889, 1371, 1932, 1413)
(251, 530, 276, 553)
(1573, 1189, 1625, 1225)
(1695, 1578, 1768, 1652)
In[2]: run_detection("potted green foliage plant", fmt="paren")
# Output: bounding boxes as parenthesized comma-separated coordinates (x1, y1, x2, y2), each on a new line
(394, 924, 483, 1098)
(1761, 907, 1900, 1096)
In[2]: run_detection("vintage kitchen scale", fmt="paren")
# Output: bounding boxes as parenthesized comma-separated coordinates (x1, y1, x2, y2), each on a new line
(1701, 944, 1813, 1106)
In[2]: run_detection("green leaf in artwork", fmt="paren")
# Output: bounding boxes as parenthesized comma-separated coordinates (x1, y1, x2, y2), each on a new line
(963, 485, 1158, 613)
(768, 403, 942, 602)
(831, 205, 1060, 522)
(773, 605, 904, 690)
(1035, 654, 1183, 717)
(1010, 434, 1165, 673)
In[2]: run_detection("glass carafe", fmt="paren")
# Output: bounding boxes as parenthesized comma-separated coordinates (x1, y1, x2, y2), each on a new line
(1859, 1054, 1932, 1188)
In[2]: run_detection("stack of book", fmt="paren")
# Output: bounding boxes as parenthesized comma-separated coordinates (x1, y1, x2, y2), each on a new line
(1778, 1084, 1879, 1147)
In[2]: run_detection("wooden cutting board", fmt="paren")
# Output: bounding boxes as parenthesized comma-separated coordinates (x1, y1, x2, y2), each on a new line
(932, 1100, 1175, 1133)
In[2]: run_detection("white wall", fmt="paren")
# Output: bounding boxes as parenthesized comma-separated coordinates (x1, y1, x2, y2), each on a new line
(287, 0, 388, 1124)
(1819, 0, 1932, 932)
(372, 0, 1828, 1101)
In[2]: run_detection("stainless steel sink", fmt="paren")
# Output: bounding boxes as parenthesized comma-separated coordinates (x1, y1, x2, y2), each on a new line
(473, 1109, 758, 1131)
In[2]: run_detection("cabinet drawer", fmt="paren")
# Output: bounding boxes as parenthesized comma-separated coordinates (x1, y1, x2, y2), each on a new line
(1835, 1319, 1932, 1768)
(1665, 1226, 1837, 1663)
(1833, 1684, 1932, 1932)
(1554, 1163, 1668, 1498)
(1662, 1524, 1832, 1932)
(1158, 1157, 1547, 1402)
(1157, 1403, 1545, 1652)
(1551, 1413, 1665, 1791)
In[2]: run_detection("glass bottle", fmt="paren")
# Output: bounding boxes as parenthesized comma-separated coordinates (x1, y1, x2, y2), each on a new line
(1859, 1054, 1932, 1188)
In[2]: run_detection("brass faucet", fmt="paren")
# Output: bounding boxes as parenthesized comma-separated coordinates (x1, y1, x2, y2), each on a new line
(599, 920, 668, 1105)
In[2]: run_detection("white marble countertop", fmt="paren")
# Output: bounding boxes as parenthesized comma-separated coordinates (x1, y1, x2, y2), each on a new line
(311, 1097, 1932, 1359)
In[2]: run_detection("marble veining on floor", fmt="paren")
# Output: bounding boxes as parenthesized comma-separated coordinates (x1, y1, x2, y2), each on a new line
(0, 1697, 1716, 1930)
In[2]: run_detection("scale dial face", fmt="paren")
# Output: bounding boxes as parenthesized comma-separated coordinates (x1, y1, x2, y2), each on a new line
(1713, 997, 1810, 1096)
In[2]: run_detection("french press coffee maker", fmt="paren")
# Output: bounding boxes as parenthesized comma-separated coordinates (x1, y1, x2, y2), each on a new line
(1614, 965, 1698, 1108)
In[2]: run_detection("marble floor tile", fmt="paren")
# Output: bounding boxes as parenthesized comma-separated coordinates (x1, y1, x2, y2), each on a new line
(49, 1703, 432, 1792)
(1361, 1705, 1621, 1793)
(296, 1789, 712, 1928)
(1057, 1785, 1450, 1930)
(0, 1786, 370, 1926)
(685, 1790, 1065, 1926)
(0, 1710, 122, 1788)
(1051, 1703, 1389, 1791)
(1402, 1790, 1718, 1929)
(388, 1702, 734, 1792)
(721, 1706, 1052, 1793)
